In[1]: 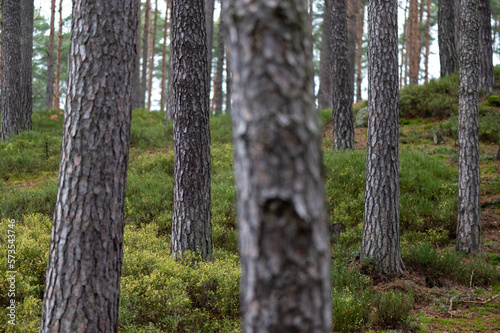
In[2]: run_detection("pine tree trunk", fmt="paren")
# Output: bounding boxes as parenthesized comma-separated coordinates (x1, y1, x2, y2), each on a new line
(19, 0, 33, 130)
(205, 0, 214, 85)
(400, 1, 408, 89)
(225, 45, 231, 113)
(46, 0, 56, 110)
(227, 1, 331, 330)
(356, 0, 364, 102)
(142, 0, 151, 108)
(438, 0, 458, 77)
(0, 2, 3, 86)
(51, 0, 63, 110)
(160, 0, 171, 112)
(170, 0, 212, 261)
(39, 0, 138, 331)
(318, 0, 333, 109)
(1, 0, 22, 141)
(331, 0, 355, 149)
(347, 0, 357, 101)
(456, 0, 481, 253)
(214, 14, 224, 114)
(478, 0, 494, 92)
(131, 1, 144, 110)
(147, 0, 158, 110)
(361, 0, 404, 275)
(408, 0, 420, 84)
(454, 0, 461, 53)
(424, 0, 431, 83)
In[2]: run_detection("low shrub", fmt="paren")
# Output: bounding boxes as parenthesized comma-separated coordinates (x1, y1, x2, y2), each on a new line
(375, 290, 414, 327)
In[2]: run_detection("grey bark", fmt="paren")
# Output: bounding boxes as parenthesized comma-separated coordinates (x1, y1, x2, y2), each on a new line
(19, 0, 33, 129)
(356, 0, 364, 102)
(46, 0, 56, 110)
(331, 0, 355, 149)
(347, 0, 357, 101)
(1, 0, 22, 141)
(141, 0, 151, 109)
(318, 0, 333, 110)
(456, 0, 481, 253)
(170, 0, 212, 261)
(438, 0, 458, 77)
(361, 0, 404, 275)
(227, 1, 331, 331)
(225, 43, 231, 113)
(39, 0, 138, 331)
(131, 1, 143, 110)
(214, 12, 224, 113)
(478, 0, 494, 92)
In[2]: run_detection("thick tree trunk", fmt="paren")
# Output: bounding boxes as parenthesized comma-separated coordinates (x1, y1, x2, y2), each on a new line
(51, 0, 63, 110)
(438, 0, 458, 77)
(39, 0, 138, 331)
(19, 0, 33, 130)
(318, 0, 333, 109)
(456, 0, 481, 253)
(170, 0, 212, 261)
(131, 1, 143, 110)
(214, 12, 224, 114)
(424, 0, 431, 83)
(160, 0, 171, 112)
(147, 0, 158, 110)
(142, 0, 151, 109)
(331, 0, 355, 149)
(408, 0, 419, 84)
(478, 0, 494, 92)
(347, 0, 357, 101)
(356, 0, 364, 102)
(1, 0, 22, 141)
(361, 0, 404, 276)
(46, 0, 56, 110)
(227, 1, 331, 331)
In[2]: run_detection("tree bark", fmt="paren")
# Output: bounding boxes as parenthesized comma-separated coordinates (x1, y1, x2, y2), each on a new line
(347, 0, 357, 102)
(1, 0, 22, 141)
(160, 0, 171, 112)
(227, 1, 331, 331)
(170, 0, 212, 261)
(456, 0, 481, 253)
(51, 0, 63, 110)
(131, 1, 144, 110)
(438, 0, 458, 77)
(224, 0, 231, 115)
(408, 0, 420, 84)
(424, 0, 431, 83)
(19, 0, 33, 130)
(147, 0, 158, 110)
(361, 0, 404, 276)
(205, 0, 214, 88)
(46, 0, 56, 109)
(214, 9, 224, 114)
(318, 0, 333, 110)
(142, 0, 151, 109)
(331, 0, 355, 149)
(356, 0, 364, 102)
(400, 1, 408, 89)
(0, 2, 3, 86)
(478, 0, 494, 92)
(39, 0, 138, 331)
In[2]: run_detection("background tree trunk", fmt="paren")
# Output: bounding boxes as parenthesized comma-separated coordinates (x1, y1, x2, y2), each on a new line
(205, 0, 214, 94)
(456, 0, 481, 253)
(39, 0, 138, 331)
(19, 0, 33, 130)
(478, 0, 494, 92)
(214, 12, 224, 114)
(160, 0, 171, 112)
(438, 0, 458, 77)
(318, 0, 333, 109)
(147, 0, 158, 110)
(331, 0, 355, 149)
(361, 0, 404, 275)
(1, 0, 22, 141)
(347, 0, 357, 101)
(142, 0, 151, 109)
(170, 0, 212, 261)
(408, 0, 420, 84)
(400, 1, 408, 89)
(227, 1, 331, 331)
(356, 0, 364, 102)
(0, 2, 3, 86)
(45, 0, 56, 110)
(131, 1, 144, 110)
(51, 0, 63, 110)
(424, 0, 431, 83)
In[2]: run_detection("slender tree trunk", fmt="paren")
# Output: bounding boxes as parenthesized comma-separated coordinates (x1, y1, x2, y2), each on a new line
(39, 0, 138, 331)
(51, 0, 63, 110)
(318, 0, 333, 109)
(1, 0, 22, 141)
(361, 0, 404, 275)
(46, 0, 56, 109)
(160, 0, 171, 112)
(205, 0, 214, 95)
(331, 0, 355, 149)
(438, 0, 458, 77)
(408, 0, 420, 84)
(131, 1, 144, 110)
(478, 0, 494, 92)
(171, 0, 212, 261)
(454, 0, 461, 53)
(456, 0, 481, 253)
(0, 2, 3, 86)
(424, 0, 431, 83)
(400, 1, 408, 89)
(356, 0, 364, 102)
(214, 13, 224, 114)
(19, 0, 33, 130)
(347, 0, 357, 102)
(225, 44, 231, 113)
(142, 0, 151, 109)
(227, 0, 332, 330)
(147, 0, 158, 110)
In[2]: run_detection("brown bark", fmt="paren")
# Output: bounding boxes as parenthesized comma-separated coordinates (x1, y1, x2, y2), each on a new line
(147, 0, 158, 110)
(160, 0, 171, 112)
(170, 0, 212, 261)
(39, 0, 138, 331)
(424, 0, 431, 83)
(331, 0, 355, 149)
(400, 1, 408, 89)
(142, 0, 151, 108)
(478, 0, 494, 92)
(51, 0, 63, 110)
(438, 0, 458, 77)
(361, 0, 404, 275)
(19, 0, 33, 129)
(347, 0, 357, 101)
(356, 0, 364, 102)
(318, 0, 333, 109)
(227, 1, 331, 331)
(408, 0, 419, 84)
(456, 0, 481, 253)
(214, 12, 224, 113)
(46, 0, 56, 109)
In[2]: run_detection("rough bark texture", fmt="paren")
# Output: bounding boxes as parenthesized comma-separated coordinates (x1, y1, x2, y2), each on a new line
(39, 0, 138, 331)
(160, 0, 171, 112)
(52, 0, 63, 110)
(318, 0, 333, 110)
(147, 0, 158, 110)
(478, 0, 494, 92)
(19, 0, 33, 131)
(361, 0, 404, 276)
(1, 0, 22, 141)
(356, 0, 364, 102)
(142, 0, 151, 108)
(227, 1, 331, 331)
(424, 0, 431, 83)
(438, 0, 458, 77)
(408, 0, 419, 84)
(331, 0, 355, 150)
(214, 11, 224, 114)
(46, 0, 56, 109)
(347, 0, 357, 101)
(131, 1, 144, 110)
(170, 0, 212, 261)
(456, 0, 481, 253)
